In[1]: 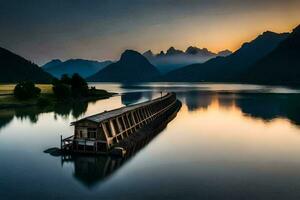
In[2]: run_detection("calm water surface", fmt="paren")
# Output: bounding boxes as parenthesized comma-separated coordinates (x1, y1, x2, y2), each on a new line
(1, 83, 300, 200)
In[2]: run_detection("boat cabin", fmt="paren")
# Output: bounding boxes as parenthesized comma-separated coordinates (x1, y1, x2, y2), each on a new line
(62, 92, 177, 154)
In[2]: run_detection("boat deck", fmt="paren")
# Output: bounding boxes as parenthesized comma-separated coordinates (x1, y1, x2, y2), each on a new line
(73, 93, 171, 124)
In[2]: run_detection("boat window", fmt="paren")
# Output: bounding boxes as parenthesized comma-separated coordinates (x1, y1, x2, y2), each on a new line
(87, 128, 97, 139)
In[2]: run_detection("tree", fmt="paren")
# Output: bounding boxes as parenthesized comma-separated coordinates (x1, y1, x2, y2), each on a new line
(14, 81, 41, 100)
(52, 83, 71, 99)
(52, 73, 89, 99)
(70, 73, 89, 97)
(60, 74, 71, 85)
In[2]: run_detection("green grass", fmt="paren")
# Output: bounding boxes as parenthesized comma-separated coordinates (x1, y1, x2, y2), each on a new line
(0, 84, 53, 95)
(0, 85, 115, 109)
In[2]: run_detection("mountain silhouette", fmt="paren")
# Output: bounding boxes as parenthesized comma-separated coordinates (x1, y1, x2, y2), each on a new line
(217, 50, 232, 57)
(87, 50, 160, 82)
(143, 46, 232, 74)
(162, 31, 288, 81)
(42, 59, 62, 69)
(166, 47, 185, 55)
(0, 47, 53, 83)
(42, 59, 112, 78)
(185, 46, 217, 56)
(241, 24, 300, 85)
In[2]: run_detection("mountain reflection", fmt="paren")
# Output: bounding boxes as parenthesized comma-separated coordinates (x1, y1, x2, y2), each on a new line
(178, 91, 300, 125)
(121, 91, 153, 106)
(121, 92, 143, 106)
(236, 94, 300, 125)
(0, 101, 89, 129)
(1, 91, 300, 131)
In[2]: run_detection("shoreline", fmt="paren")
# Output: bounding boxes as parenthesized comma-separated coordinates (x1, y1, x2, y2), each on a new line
(0, 92, 117, 110)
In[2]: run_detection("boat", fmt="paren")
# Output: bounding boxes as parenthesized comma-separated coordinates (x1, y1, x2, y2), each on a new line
(61, 92, 181, 155)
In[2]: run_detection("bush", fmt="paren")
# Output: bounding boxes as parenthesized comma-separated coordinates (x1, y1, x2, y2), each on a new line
(14, 81, 41, 100)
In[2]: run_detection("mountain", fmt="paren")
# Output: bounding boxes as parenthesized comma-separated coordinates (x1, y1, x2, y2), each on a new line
(242, 24, 300, 85)
(42, 59, 62, 69)
(143, 46, 232, 74)
(162, 31, 289, 82)
(217, 50, 232, 57)
(0, 47, 53, 83)
(166, 47, 185, 55)
(87, 50, 160, 82)
(42, 59, 112, 78)
(185, 46, 216, 57)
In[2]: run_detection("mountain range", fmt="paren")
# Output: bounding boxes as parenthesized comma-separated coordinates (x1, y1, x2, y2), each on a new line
(87, 50, 160, 82)
(0, 47, 53, 83)
(0, 24, 299, 86)
(143, 46, 232, 74)
(162, 31, 289, 82)
(241, 24, 300, 85)
(42, 59, 112, 78)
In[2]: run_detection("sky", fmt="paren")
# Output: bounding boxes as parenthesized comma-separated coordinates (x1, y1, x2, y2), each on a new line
(0, 0, 299, 65)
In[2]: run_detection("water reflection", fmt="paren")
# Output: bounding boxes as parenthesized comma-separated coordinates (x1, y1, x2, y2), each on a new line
(121, 92, 143, 106)
(1, 91, 300, 131)
(175, 91, 300, 125)
(236, 94, 300, 125)
(62, 155, 125, 188)
(1, 84, 300, 199)
(0, 110, 14, 130)
(121, 91, 154, 106)
(0, 101, 90, 129)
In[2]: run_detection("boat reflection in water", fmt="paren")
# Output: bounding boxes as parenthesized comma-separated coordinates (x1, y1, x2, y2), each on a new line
(62, 155, 125, 188)
(61, 96, 181, 188)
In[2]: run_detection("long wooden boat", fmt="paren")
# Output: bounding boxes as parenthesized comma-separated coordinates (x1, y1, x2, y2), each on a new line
(61, 92, 181, 155)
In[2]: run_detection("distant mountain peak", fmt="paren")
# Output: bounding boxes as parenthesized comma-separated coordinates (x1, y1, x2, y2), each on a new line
(166, 47, 184, 55)
(87, 49, 160, 82)
(185, 46, 216, 56)
(50, 59, 62, 63)
(185, 46, 201, 55)
(42, 59, 62, 69)
(217, 49, 232, 57)
(120, 50, 146, 62)
(157, 51, 165, 57)
(143, 50, 154, 58)
(42, 58, 112, 78)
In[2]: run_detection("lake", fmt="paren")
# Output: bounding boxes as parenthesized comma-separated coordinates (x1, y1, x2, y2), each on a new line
(1, 83, 300, 200)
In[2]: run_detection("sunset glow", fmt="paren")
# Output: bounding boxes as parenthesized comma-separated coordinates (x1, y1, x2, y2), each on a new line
(0, 0, 299, 64)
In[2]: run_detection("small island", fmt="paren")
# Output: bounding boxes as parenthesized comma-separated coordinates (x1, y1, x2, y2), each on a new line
(0, 73, 116, 110)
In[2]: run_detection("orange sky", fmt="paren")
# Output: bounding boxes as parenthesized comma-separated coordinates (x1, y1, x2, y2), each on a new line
(0, 0, 300, 64)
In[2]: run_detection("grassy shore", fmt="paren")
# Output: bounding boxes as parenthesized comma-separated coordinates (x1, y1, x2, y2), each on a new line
(0, 84, 116, 109)
(0, 84, 53, 95)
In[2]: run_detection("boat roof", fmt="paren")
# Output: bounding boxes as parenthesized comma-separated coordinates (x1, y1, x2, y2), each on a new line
(72, 92, 172, 124)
